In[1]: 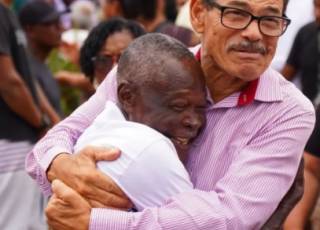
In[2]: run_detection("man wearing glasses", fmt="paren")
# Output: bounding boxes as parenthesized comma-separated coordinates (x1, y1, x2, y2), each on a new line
(28, 0, 315, 229)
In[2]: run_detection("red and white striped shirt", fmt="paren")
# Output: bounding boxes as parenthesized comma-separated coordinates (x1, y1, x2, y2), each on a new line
(26, 47, 315, 229)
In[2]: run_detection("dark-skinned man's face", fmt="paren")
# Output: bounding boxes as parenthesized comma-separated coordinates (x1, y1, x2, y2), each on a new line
(28, 19, 63, 49)
(126, 58, 207, 163)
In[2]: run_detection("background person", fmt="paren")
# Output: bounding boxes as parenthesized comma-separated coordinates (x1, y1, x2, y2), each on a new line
(79, 17, 145, 86)
(281, 0, 320, 105)
(19, 0, 64, 118)
(55, 17, 145, 92)
(284, 105, 320, 229)
(271, 0, 314, 71)
(0, 1, 49, 229)
(98, 0, 199, 46)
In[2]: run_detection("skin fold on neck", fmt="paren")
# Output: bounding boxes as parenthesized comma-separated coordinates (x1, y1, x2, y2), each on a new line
(201, 52, 249, 103)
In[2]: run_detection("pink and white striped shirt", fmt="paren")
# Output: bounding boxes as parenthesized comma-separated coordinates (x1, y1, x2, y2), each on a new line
(26, 47, 315, 229)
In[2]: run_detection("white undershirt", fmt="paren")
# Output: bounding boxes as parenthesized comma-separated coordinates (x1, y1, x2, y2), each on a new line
(74, 101, 193, 210)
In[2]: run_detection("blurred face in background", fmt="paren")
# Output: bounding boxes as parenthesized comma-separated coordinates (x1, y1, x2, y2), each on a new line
(315, 0, 320, 24)
(27, 19, 63, 49)
(101, 0, 122, 19)
(93, 29, 134, 85)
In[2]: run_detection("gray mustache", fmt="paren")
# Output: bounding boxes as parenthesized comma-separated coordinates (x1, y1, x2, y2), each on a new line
(228, 40, 267, 55)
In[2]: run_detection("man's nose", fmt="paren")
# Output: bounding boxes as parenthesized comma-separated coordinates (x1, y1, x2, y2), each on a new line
(240, 20, 263, 41)
(182, 114, 202, 131)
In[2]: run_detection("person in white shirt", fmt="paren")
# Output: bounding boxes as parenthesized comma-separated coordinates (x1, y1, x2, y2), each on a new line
(74, 33, 207, 211)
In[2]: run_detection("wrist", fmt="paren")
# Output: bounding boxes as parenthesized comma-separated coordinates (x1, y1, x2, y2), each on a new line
(37, 113, 51, 131)
(47, 153, 70, 182)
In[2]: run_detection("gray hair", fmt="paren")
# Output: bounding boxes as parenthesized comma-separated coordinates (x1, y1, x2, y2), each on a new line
(117, 33, 198, 89)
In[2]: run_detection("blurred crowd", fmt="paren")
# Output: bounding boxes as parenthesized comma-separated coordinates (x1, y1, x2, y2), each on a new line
(0, 0, 319, 229)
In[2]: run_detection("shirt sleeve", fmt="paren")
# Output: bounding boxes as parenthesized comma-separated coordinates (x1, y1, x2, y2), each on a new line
(117, 139, 193, 210)
(89, 104, 315, 230)
(25, 67, 118, 195)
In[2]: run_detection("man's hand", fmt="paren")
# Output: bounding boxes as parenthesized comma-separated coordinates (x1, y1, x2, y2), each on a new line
(47, 146, 132, 209)
(46, 180, 91, 230)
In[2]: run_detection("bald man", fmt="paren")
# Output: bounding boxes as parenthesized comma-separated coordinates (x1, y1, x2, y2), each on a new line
(72, 33, 206, 211)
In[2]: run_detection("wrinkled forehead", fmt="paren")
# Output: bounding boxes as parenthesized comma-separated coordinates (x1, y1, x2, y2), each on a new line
(102, 30, 134, 55)
(154, 58, 204, 90)
(210, 0, 285, 14)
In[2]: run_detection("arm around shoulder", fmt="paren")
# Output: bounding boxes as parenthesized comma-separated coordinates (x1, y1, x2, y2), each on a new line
(25, 67, 119, 195)
(89, 102, 316, 230)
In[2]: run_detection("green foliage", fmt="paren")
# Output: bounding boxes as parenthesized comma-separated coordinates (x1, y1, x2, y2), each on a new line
(47, 49, 82, 116)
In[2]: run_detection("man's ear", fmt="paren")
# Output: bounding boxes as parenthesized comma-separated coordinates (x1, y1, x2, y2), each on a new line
(190, 0, 206, 34)
(117, 81, 136, 114)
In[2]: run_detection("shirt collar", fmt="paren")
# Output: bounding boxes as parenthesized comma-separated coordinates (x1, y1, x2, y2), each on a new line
(103, 101, 127, 121)
(193, 46, 283, 107)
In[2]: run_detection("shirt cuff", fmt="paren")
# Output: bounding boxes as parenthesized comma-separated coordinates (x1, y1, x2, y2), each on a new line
(90, 208, 132, 230)
(39, 146, 72, 172)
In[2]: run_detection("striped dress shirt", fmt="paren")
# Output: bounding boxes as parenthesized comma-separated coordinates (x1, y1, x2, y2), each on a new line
(26, 47, 315, 229)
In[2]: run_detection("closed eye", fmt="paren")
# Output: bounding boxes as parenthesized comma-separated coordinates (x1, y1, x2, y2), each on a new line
(171, 105, 187, 112)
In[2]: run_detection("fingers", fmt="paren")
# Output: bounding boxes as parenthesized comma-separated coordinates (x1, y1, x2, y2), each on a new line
(86, 187, 132, 209)
(72, 170, 133, 209)
(79, 146, 121, 162)
(50, 147, 131, 210)
(46, 195, 66, 229)
(92, 171, 124, 195)
(46, 192, 90, 230)
(52, 179, 85, 205)
(81, 173, 132, 209)
(51, 179, 129, 211)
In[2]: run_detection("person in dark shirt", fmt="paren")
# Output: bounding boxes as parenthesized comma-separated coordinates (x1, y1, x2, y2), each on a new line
(282, 3, 320, 228)
(282, 0, 320, 104)
(19, 0, 65, 117)
(0, 1, 48, 229)
(284, 104, 320, 229)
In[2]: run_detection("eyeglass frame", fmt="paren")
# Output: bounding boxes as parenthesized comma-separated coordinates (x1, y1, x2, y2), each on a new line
(205, 1, 291, 37)
(91, 54, 120, 72)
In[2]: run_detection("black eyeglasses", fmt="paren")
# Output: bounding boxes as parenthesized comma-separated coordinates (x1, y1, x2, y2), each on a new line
(206, 1, 291, 37)
(91, 54, 120, 73)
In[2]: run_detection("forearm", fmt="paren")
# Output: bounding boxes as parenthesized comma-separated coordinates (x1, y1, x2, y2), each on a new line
(284, 152, 320, 229)
(1, 76, 42, 127)
(283, 169, 320, 229)
(36, 82, 61, 125)
(55, 71, 94, 93)
(25, 102, 104, 195)
(281, 64, 297, 81)
(26, 67, 118, 194)
(90, 186, 287, 230)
